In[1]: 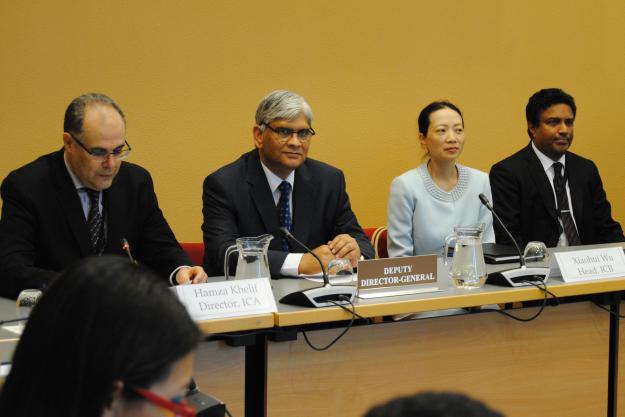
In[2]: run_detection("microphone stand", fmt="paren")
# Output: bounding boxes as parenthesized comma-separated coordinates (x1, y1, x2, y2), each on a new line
(0, 317, 28, 326)
(121, 238, 137, 264)
(479, 194, 550, 287)
(279, 227, 357, 308)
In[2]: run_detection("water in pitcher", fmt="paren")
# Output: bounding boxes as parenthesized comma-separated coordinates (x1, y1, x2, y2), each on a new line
(449, 242, 487, 288)
(224, 234, 273, 280)
(237, 251, 269, 279)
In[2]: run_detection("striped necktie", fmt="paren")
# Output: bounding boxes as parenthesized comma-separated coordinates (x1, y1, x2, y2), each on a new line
(552, 162, 581, 246)
(84, 188, 105, 254)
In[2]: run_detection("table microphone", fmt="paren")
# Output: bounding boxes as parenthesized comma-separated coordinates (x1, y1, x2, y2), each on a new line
(279, 227, 356, 308)
(478, 194, 550, 287)
(121, 238, 137, 264)
(186, 378, 227, 417)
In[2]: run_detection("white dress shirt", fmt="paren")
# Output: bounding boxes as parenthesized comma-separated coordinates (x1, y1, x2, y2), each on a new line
(259, 162, 303, 276)
(530, 142, 579, 246)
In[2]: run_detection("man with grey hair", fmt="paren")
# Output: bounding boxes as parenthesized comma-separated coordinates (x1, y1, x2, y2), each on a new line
(0, 93, 207, 298)
(202, 90, 373, 277)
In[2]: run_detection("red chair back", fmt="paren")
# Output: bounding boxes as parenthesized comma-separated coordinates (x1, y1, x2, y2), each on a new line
(363, 227, 388, 259)
(180, 242, 204, 266)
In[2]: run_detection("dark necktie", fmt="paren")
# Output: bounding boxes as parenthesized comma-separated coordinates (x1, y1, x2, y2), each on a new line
(277, 181, 292, 252)
(85, 188, 105, 255)
(552, 162, 581, 246)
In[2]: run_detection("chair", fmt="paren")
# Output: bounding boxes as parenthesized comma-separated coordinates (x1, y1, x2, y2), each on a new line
(180, 242, 204, 266)
(363, 227, 388, 259)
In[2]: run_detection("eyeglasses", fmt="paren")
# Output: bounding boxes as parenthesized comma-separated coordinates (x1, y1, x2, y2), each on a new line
(132, 387, 196, 417)
(67, 132, 132, 161)
(262, 123, 315, 143)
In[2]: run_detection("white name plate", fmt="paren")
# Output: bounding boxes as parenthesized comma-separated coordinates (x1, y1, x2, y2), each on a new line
(173, 278, 277, 320)
(554, 247, 625, 283)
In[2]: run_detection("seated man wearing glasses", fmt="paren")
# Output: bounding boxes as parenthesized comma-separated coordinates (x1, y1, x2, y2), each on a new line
(0, 93, 207, 298)
(202, 90, 373, 277)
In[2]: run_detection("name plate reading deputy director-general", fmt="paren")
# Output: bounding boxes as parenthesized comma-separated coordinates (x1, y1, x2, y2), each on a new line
(357, 255, 440, 299)
(173, 278, 277, 321)
(555, 246, 625, 283)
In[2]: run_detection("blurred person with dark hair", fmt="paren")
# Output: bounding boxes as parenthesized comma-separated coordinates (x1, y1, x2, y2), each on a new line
(364, 391, 504, 417)
(0, 256, 201, 417)
(0, 93, 207, 299)
(490, 88, 624, 248)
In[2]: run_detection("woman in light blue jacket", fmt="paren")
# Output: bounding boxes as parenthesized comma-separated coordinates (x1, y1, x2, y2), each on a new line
(387, 101, 494, 257)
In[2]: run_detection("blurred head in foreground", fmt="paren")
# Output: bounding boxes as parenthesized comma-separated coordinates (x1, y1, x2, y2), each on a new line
(363, 391, 505, 417)
(0, 255, 201, 417)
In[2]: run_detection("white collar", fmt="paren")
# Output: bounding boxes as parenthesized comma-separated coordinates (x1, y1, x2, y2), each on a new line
(531, 141, 566, 172)
(63, 152, 87, 190)
(260, 161, 295, 193)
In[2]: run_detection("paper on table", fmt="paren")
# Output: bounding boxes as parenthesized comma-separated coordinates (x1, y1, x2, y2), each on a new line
(0, 363, 11, 379)
(302, 273, 358, 284)
(1, 325, 23, 335)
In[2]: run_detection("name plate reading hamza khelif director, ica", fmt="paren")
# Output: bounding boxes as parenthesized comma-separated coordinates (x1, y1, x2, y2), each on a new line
(357, 255, 440, 299)
(173, 278, 277, 321)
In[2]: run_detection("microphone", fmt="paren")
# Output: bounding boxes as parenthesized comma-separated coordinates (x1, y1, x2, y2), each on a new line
(478, 194, 550, 287)
(121, 238, 137, 264)
(0, 317, 28, 326)
(280, 227, 330, 285)
(185, 378, 227, 417)
(478, 194, 526, 267)
(278, 227, 357, 308)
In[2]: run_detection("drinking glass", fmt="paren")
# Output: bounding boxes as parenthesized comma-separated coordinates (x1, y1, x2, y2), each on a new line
(523, 241, 550, 265)
(15, 289, 42, 331)
(327, 258, 355, 284)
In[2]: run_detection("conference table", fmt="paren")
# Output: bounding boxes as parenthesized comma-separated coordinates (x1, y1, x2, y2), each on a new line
(0, 299, 20, 382)
(194, 244, 625, 417)
(2, 244, 625, 417)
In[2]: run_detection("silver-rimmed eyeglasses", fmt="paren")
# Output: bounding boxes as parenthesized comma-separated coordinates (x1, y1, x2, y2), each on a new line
(67, 132, 132, 161)
(262, 123, 315, 143)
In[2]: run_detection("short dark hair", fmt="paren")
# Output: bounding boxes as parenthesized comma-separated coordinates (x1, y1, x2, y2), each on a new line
(363, 391, 505, 417)
(525, 88, 576, 138)
(0, 256, 201, 417)
(418, 101, 464, 136)
(63, 92, 126, 135)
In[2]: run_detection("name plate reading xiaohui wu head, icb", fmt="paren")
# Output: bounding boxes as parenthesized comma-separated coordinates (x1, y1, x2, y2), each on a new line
(554, 246, 625, 283)
(357, 255, 440, 299)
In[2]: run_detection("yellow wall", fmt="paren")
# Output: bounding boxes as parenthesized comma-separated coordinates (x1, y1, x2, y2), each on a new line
(1, 1, 624, 242)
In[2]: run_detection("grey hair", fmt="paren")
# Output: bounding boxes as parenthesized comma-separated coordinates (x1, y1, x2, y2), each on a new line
(255, 90, 313, 130)
(64, 93, 126, 135)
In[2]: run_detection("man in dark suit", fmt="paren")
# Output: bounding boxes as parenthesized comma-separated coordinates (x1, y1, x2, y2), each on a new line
(202, 90, 373, 277)
(489, 88, 624, 248)
(0, 93, 207, 298)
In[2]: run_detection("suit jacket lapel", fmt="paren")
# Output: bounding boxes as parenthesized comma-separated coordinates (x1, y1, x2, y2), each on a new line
(524, 145, 558, 222)
(292, 162, 315, 245)
(50, 150, 92, 256)
(103, 168, 124, 254)
(246, 152, 281, 235)
(565, 156, 584, 224)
